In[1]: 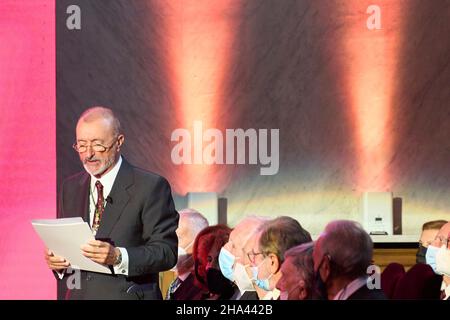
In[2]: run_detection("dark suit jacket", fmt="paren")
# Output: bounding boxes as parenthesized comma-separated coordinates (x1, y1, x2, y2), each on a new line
(347, 286, 387, 300)
(169, 273, 204, 300)
(239, 291, 259, 300)
(57, 158, 179, 300)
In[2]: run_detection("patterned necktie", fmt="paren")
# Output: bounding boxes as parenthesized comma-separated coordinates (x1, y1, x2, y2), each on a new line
(166, 277, 182, 300)
(440, 289, 446, 300)
(92, 180, 104, 235)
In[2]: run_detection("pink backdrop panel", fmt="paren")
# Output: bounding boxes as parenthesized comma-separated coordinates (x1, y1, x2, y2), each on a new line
(0, 0, 56, 299)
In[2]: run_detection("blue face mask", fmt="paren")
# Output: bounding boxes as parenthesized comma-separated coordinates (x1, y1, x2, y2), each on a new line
(252, 258, 273, 291)
(425, 245, 440, 272)
(219, 247, 235, 281)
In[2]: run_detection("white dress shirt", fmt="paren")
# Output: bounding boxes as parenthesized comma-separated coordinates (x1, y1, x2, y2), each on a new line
(333, 276, 368, 300)
(56, 156, 129, 279)
(262, 288, 280, 300)
(88, 156, 129, 276)
(441, 281, 450, 300)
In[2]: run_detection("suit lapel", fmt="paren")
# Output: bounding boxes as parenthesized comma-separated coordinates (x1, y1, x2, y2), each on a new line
(73, 173, 90, 223)
(95, 159, 134, 238)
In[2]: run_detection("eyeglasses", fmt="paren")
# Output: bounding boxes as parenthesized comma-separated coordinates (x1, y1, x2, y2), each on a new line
(247, 250, 264, 264)
(72, 137, 118, 153)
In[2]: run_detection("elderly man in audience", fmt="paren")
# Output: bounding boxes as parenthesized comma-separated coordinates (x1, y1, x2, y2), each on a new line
(219, 216, 271, 300)
(251, 216, 312, 300)
(425, 221, 450, 300)
(166, 208, 209, 300)
(416, 220, 447, 264)
(313, 220, 386, 300)
(276, 242, 322, 300)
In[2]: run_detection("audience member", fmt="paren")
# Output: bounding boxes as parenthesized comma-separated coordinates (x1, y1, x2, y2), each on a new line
(417, 220, 447, 264)
(313, 220, 386, 300)
(277, 242, 322, 300)
(219, 216, 271, 300)
(166, 208, 209, 300)
(251, 216, 312, 299)
(193, 225, 236, 300)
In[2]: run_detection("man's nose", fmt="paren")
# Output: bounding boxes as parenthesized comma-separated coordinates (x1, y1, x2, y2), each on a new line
(85, 146, 95, 158)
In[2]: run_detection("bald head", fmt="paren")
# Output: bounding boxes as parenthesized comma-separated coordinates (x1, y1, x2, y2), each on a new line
(225, 216, 272, 262)
(77, 106, 122, 137)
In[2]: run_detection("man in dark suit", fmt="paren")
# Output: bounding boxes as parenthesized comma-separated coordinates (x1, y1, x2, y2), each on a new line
(312, 220, 386, 300)
(44, 106, 179, 300)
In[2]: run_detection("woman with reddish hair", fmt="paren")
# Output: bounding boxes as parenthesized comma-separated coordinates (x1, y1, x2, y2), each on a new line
(193, 224, 237, 300)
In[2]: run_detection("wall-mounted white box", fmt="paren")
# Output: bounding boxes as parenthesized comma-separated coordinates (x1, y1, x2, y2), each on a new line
(362, 192, 393, 235)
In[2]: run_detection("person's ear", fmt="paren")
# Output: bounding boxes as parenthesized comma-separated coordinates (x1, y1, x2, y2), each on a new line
(268, 253, 279, 274)
(447, 232, 450, 249)
(117, 134, 124, 150)
(319, 255, 331, 282)
(298, 280, 307, 300)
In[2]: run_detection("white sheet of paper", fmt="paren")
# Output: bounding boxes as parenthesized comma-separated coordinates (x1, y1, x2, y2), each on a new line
(32, 217, 112, 274)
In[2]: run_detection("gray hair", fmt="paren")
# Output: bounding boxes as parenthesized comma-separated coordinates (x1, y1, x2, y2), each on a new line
(284, 242, 314, 295)
(320, 220, 373, 279)
(178, 208, 209, 239)
(78, 106, 122, 137)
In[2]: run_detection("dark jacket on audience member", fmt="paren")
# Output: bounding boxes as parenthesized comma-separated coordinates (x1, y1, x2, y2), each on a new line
(347, 286, 387, 300)
(169, 273, 204, 300)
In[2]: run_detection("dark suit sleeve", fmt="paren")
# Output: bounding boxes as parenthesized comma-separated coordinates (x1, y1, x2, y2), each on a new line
(126, 177, 179, 277)
(53, 180, 67, 282)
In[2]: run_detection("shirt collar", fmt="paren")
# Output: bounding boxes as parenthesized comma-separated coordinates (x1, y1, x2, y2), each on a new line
(262, 288, 281, 300)
(178, 271, 191, 282)
(333, 276, 368, 300)
(441, 281, 450, 300)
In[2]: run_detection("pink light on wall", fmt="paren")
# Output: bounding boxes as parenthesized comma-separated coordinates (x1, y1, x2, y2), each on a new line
(0, 1, 56, 299)
(163, 0, 239, 194)
(342, 1, 403, 191)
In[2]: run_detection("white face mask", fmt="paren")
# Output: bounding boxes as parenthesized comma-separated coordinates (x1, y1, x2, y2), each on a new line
(252, 257, 273, 291)
(436, 245, 450, 276)
(233, 262, 256, 293)
(426, 244, 440, 272)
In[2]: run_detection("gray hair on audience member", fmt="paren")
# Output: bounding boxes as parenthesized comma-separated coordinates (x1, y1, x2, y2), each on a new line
(320, 220, 373, 279)
(178, 208, 209, 238)
(284, 242, 314, 293)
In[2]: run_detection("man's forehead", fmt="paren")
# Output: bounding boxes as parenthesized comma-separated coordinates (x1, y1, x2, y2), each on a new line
(230, 226, 252, 248)
(77, 117, 114, 134)
(243, 232, 259, 249)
